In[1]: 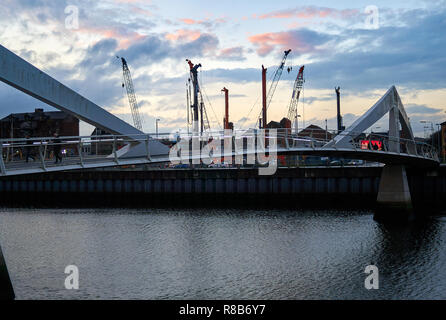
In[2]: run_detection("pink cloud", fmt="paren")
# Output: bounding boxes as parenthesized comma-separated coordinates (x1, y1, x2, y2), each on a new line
(258, 6, 359, 20)
(248, 31, 316, 56)
(179, 17, 227, 27)
(181, 18, 198, 25)
(165, 29, 202, 42)
(75, 26, 144, 49)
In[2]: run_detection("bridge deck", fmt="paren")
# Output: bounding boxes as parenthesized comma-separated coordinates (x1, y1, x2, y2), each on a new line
(0, 144, 438, 177)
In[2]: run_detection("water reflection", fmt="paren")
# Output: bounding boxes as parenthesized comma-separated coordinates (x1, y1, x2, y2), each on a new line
(0, 209, 445, 299)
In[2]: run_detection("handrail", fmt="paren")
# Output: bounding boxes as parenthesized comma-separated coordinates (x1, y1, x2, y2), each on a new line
(0, 128, 439, 176)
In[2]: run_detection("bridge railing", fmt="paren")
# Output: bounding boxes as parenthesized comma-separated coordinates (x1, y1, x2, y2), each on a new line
(0, 128, 439, 175)
(0, 133, 163, 174)
(270, 128, 436, 153)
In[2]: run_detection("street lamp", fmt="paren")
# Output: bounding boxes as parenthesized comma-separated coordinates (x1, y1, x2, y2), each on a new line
(156, 118, 160, 138)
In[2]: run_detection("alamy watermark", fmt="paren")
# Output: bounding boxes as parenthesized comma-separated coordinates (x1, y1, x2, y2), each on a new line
(169, 126, 278, 176)
(64, 265, 79, 290)
(364, 5, 380, 30)
(65, 5, 79, 30)
(364, 265, 379, 290)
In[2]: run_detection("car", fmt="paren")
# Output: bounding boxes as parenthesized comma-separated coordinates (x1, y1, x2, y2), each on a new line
(346, 160, 364, 166)
(208, 162, 230, 168)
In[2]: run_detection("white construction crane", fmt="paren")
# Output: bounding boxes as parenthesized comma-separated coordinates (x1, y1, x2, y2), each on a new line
(266, 49, 292, 110)
(287, 65, 305, 134)
(118, 56, 144, 132)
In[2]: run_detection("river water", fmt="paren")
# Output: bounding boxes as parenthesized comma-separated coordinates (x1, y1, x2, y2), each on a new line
(0, 208, 445, 300)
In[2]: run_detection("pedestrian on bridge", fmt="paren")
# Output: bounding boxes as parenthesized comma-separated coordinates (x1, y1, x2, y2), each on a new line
(52, 133, 62, 164)
(24, 134, 35, 163)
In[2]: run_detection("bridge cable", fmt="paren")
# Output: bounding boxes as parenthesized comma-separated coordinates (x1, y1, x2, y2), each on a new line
(199, 70, 223, 131)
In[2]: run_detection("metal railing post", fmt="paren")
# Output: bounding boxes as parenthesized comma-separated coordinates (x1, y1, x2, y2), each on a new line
(146, 135, 151, 161)
(285, 129, 290, 150)
(0, 141, 6, 175)
(78, 138, 84, 167)
(39, 140, 46, 171)
(113, 136, 119, 164)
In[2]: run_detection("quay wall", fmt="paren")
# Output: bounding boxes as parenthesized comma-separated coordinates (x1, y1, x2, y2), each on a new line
(0, 167, 444, 212)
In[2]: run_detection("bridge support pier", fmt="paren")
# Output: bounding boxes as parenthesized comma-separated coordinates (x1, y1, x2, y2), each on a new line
(374, 165, 414, 223)
(0, 241, 15, 300)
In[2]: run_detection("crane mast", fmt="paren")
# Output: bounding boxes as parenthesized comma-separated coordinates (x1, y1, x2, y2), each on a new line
(187, 59, 201, 134)
(266, 49, 291, 110)
(119, 57, 144, 132)
(287, 65, 305, 134)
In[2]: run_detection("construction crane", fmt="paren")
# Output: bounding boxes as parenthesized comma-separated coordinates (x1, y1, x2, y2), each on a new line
(186, 59, 201, 134)
(266, 49, 292, 110)
(117, 56, 144, 131)
(259, 49, 291, 128)
(287, 65, 305, 134)
(186, 59, 212, 135)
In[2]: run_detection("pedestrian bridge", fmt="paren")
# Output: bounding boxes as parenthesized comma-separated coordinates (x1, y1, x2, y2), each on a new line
(0, 43, 440, 178)
(0, 126, 438, 177)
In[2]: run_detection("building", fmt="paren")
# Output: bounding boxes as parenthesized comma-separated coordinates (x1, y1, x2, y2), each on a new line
(0, 108, 80, 160)
(90, 128, 128, 156)
(91, 128, 115, 155)
(0, 108, 79, 139)
(298, 124, 333, 141)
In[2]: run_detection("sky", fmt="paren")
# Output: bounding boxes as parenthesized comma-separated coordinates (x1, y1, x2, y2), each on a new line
(0, 0, 445, 137)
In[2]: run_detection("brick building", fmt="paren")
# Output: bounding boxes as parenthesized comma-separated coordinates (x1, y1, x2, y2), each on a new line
(0, 108, 79, 139)
(0, 109, 80, 159)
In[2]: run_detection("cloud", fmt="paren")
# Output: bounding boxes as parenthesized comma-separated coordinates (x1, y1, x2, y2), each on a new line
(165, 29, 202, 42)
(178, 17, 227, 29)
(1, 1, 445, 134)
(305, 95, 335, 105)
(117, 32, 219, 64)
(203, 68, 259, 83)
(295, 10, 446, 91)
(405, 104, 443, 114)
(217, 46, 246, 61)
(257, 6, 359, 20)
(248, 29, 331, 56)
(75, 26, 146, 50)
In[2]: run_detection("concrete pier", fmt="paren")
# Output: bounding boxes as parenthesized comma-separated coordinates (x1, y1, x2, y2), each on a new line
(0, 242, 15, 300)
(375, 165, 414, 222)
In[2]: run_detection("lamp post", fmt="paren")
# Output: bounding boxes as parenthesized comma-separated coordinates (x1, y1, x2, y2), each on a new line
(325, 119, 328, 141)
(156, 118, 160, 138)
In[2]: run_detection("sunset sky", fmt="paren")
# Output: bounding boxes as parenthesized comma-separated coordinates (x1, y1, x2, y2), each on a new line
(0, 0, 445, 137)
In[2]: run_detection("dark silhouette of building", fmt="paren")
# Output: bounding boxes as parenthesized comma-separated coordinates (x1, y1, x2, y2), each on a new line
(91, 128, 115, 155)
(0, 108, 79, 139)
(299, 124, 333, 141)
